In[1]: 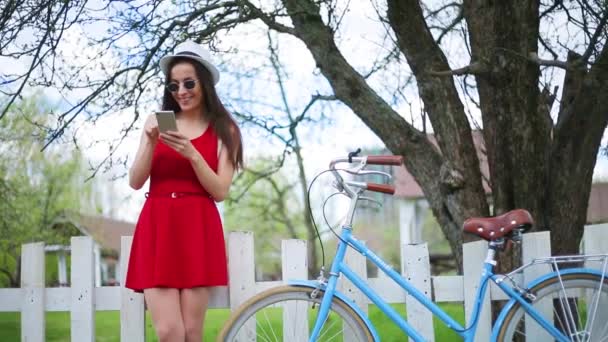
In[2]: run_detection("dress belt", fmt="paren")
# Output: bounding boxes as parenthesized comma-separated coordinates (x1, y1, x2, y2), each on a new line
(145, 191, 210, 199)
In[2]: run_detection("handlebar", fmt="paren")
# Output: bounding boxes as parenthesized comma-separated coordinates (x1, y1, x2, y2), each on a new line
(367, 182, 396, 194)
(367, 155, 403, 165)
(328, 155, 403, 169)
(329, 154, 402, 196)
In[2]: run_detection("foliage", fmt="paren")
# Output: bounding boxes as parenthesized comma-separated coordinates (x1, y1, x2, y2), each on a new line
(224, 157, 307, 279)
(0, 94, 97, 287)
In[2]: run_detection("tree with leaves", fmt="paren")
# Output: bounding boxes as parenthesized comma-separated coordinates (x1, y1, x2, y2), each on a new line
(224, 157, 306, 279)
(0, 94, 98, 287)
(3, 0, 607, 272)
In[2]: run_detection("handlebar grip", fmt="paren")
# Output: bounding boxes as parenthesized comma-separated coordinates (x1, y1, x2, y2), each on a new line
(366, 182, 396, 195)
(367, 155, 403, 165)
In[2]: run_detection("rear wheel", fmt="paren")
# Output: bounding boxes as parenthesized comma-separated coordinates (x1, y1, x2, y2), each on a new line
(219, 285, 374, 341)
(496, 272, 608, 341)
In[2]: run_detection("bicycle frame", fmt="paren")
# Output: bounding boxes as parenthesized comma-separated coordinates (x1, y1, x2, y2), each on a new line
(309, 224, 571, 342)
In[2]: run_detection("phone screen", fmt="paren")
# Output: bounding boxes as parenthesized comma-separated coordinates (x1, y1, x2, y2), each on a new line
(155, 111, 177, 133)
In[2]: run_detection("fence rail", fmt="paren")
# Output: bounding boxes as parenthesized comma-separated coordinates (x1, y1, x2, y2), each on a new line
(0, 224, 607, 341)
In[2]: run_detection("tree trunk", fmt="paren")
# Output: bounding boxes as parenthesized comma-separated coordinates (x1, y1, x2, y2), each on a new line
(547, 50, 608, 255)
(463, 0, 547, 272)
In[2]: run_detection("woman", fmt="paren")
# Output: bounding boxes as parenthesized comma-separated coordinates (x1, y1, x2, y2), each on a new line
(125, 40, 243, 342)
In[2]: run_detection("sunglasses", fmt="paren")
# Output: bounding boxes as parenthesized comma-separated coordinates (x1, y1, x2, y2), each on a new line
(166, 79, 197, 92)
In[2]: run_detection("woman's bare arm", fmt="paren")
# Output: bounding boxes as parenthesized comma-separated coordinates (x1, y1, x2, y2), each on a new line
(129, 115, 159, 190)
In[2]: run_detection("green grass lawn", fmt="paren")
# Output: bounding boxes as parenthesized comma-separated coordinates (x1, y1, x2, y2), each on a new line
(0, 303, 464, 341)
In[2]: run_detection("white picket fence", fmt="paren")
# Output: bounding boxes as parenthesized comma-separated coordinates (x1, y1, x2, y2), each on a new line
(0, 224, 607, 342)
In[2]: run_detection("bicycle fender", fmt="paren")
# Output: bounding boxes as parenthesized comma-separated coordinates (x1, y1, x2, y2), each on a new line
(491, 268, 604, 341)
(287, 279, 381, 341)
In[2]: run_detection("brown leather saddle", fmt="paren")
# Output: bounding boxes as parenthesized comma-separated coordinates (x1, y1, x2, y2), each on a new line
(463, 209, 534, 241)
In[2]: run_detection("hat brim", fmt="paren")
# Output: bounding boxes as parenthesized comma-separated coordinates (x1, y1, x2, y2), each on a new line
(159, 54, 220, 85)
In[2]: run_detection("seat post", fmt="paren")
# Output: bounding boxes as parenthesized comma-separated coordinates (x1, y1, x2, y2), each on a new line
(485, 247, 497, 266)
(485, 239, 505, 266)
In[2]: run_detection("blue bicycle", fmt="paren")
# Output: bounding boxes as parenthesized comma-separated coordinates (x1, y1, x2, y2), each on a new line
(220, 154, 608, 341)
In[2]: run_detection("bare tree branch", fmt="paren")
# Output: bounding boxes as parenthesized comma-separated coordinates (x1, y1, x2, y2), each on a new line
(0, 0, 75, 120)
(241, 0, 296, 35)
(528, 52, 571, 69)
(428, 61, 487, 76)
(427, 3, 464, 45)
(581, 7, 608, 63)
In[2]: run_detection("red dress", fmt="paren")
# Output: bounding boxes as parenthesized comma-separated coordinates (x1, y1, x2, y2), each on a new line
(125, 126, 228, 292)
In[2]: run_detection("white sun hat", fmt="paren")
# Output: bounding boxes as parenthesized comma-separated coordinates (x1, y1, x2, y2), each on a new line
(159, 40, 220, 85)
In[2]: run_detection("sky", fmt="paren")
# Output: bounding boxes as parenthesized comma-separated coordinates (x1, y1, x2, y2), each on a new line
(5, 0, 608, 223)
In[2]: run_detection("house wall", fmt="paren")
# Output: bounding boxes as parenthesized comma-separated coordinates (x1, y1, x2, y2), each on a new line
(398, 199, 428, 245)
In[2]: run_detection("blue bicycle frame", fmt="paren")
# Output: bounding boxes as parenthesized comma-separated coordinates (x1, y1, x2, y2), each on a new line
(307, 225, 571, 342)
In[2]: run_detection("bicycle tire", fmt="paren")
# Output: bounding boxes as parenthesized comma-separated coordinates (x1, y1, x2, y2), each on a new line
(218, 285, 374, 341)
(495, 272, 608, 341)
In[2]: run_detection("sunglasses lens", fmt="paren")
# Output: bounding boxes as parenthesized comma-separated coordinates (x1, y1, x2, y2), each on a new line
(167, 83, 179, 92)
(166, 80, 196, 92)
(185, 80, 196, 89)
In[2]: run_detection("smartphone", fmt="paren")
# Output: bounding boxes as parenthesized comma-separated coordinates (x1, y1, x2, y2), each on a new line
(155, 110, 177, 133)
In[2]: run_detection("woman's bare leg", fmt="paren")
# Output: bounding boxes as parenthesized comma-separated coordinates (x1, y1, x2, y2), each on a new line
(180, 287, 210, 342)
(144, 288, 185, 342)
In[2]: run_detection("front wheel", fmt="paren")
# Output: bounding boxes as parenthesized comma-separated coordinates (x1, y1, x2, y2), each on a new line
(219, 285, 374, 341)
(495, 272, 608, 341)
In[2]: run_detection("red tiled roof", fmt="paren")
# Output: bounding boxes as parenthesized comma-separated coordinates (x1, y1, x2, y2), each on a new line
(394, 130, 490, 198)
(74, 214, 135, 253)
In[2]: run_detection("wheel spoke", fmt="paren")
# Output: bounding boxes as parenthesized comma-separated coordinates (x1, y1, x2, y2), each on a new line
(316, 314, 340, 341)
(262, 307, 280, 341)
(324, 325, 344, 341)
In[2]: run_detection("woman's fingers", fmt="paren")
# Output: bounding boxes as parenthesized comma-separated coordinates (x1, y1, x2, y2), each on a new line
(160, 132, 182, 143)
(160, 133, 187, 152)
(163, 130, 185, 139)
(162, 139, 183, 152)
(145, 126, 159, 141)
(160, 132, 196, 159)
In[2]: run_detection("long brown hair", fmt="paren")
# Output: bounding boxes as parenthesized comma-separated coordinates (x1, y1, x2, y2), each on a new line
(162, 57, 243, 170)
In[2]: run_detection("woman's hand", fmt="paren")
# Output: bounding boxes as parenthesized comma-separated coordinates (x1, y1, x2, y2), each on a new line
(144, 114, 160, 143)
(160, 131, 199, 161)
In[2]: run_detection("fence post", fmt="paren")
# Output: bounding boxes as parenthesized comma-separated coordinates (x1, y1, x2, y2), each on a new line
(120, 236, 145, 342)
(71, 237, 95, 342)
(521, 231, 553, 340)
(463, 240, 491, 342)
(584, 223, 608, 255)
(583, 223, 608, 335)
(282, 239, 308, 340)
(402, 243, 434, 341)
(21, 242, 45, 342)
(228, 231, 256, 340)
(339, 241, 367, 312)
